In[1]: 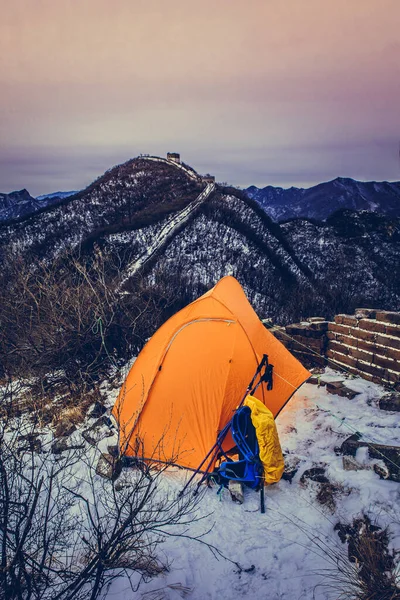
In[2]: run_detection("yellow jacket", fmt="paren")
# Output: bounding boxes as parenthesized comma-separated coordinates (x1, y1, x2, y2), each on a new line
(244, 395, 284, 484)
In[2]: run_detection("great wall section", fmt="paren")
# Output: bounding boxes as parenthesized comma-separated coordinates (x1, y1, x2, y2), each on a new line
(269, 309, 400, 392)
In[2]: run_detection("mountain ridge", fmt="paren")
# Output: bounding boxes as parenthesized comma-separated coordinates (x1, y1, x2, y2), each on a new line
(246, 177, 400, 222)
(1, 156, 399, 330)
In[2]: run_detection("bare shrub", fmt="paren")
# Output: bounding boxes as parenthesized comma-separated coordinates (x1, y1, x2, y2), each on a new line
(0, 387, 210, 600)
(0, 246, 175, 397)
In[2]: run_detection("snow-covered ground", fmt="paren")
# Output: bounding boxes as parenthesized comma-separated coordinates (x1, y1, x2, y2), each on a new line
(3, 367, 398, 600)
(102, 368, 399, 600)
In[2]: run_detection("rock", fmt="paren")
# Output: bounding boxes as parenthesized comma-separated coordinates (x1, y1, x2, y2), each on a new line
(282, 456, 300, 483)
(307, 375, 326, 386)
(307, 317, 326, 323)
(107, 444, 119, 457)
(82, 416, 114, 446)
(379, 393, 400, 412)
(17, 433, 42, 454)
(343, 455, 370, 472)
(340, 434, 400, 482)
(326, 381, 359, 399)
(51, 439, 84, 455)
(54, 419, 77, 438)
(95, 453, 122, 480)
(228, 480, 244, 504)
(300, 467, 329, 484)
(89, 401, 107, 419)
(373, 463, 390, 479)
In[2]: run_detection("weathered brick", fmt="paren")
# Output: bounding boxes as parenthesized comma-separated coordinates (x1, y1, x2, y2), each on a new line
(357, 338, 375, 353)
(342, 315, 359, 327)
(285, 323, 308, 335)
(334, 314, 359, 327)
(355, 308, 377, 319)
(375, 334, 400, 350)
(340, 435, 400, 482)
(328, 323, 351, 335)
(373, 354, 400, 374)
(351, 328, 377, 343)
(348, 347, 373, 363)
(375, 311, 400, 325)
(385, 369, 400, 384)
(285, 324, 324, 339)
(272, 330, 288, 343)
(309, 321, 329, 332)
(335, 333, 358, 348)
(328, 340, 349, 355)
(358, 319, 386, 334)
(326, 349, 357, 369)
(357, 360, 386, 379)
(386, 346, 400, 361)
(385, 324, 400, 339)
(326, 331, 336, 340)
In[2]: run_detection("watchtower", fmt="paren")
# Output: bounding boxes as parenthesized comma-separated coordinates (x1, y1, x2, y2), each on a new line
(167, 152, 181, 163)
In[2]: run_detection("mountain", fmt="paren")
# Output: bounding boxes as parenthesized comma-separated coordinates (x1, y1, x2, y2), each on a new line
(0, 189, 47, 223)
(246, 177, 400, 222)
(1, 156, 399, 332)
(36, 190, 78, 201)
(0, 189, 78, 225)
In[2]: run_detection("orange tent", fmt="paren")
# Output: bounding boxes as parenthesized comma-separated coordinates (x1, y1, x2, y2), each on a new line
(112, 276, 310, 470)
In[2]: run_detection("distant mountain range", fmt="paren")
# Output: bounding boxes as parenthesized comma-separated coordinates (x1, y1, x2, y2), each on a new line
(2, 176, 400, 226)
(246, 177, 400, 222)
(36, 191, 77, 201)
(1, 157, 399, 328)
(0, 189, 78, 224)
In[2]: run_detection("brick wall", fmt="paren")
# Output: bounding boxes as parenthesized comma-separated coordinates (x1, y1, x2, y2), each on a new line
(327, 310, 400, 389)
(268, 310, 400, 390)
(268, 317, 329, 369)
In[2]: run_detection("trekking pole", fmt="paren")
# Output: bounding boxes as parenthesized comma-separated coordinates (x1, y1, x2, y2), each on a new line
(260, 478, 266, 514)
(178, 354, 271, 497)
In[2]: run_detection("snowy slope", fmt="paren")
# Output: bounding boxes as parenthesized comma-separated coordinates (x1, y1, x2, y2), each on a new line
(100, 368, 400, 600)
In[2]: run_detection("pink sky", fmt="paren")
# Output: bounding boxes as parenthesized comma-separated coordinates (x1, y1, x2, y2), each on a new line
(0, 0, 399, 195)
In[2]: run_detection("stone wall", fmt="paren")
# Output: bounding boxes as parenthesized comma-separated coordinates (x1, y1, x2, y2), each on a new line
(268, 310, 400, 390)
(327, 310, 400, 389)
(268, 317, 329, 369)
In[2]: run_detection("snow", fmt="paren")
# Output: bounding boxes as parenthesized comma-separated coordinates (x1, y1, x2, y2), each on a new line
(118, 182, 215, 286)
(2, 365, 398, 599)
(102, 369, 400, 600)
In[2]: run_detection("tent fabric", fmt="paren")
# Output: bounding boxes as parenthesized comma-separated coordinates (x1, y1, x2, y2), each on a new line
(244, 395, 284, 484)
(112, 276, 310, 470)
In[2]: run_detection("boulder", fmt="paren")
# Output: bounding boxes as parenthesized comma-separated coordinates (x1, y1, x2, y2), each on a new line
(95, 453, 122, 480)
(379, 393, 400, 412)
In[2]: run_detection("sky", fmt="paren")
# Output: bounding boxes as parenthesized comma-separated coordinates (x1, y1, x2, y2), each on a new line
(0, 0, 399, 196)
